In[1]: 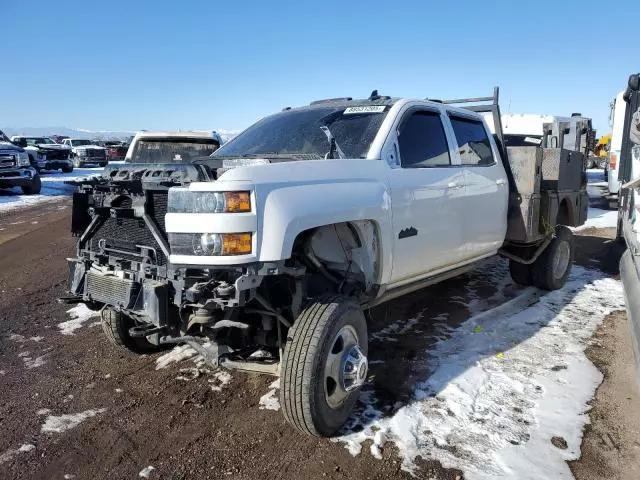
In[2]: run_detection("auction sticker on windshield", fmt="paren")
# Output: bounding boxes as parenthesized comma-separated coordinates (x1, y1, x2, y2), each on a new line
(344, 106, 386, 114)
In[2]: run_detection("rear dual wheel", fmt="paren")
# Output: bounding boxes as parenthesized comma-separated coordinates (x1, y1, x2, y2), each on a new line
(509, 226, 574, 290)
(280, 295, 368, 436)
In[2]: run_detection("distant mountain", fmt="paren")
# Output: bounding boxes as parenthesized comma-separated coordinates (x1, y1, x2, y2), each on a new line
(0, 127, 239, 143)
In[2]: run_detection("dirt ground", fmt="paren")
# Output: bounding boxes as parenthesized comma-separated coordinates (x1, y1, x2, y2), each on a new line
(0, 202, 636, 480)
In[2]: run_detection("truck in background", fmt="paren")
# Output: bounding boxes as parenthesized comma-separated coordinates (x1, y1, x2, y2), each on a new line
(607, 90, 627, 208)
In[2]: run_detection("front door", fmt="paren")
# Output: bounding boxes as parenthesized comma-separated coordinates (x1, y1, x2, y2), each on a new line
(388, 109, 466, 284)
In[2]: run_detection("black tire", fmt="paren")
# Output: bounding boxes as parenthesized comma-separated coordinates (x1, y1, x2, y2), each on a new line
(532, 226, 574, 290)
(509, 260, 532, 286)
(21, 174, 41, 195)
(61, 165, 73, 173)
(280, 295, 368, 437)
(99, 162, 107, 168)
(616, 204, 626, 245)
(28, 155, 40, 172)
(101, 307, 159, 354)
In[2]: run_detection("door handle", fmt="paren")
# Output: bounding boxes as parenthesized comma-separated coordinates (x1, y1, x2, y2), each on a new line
(447, 182, 463, 189)
(496, 179, 507, 186)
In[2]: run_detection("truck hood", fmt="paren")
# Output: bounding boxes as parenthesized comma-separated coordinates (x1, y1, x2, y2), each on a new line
(73, 145, 106, 150)
(0, 142, 24, 153)
(33, 144, 71, 151)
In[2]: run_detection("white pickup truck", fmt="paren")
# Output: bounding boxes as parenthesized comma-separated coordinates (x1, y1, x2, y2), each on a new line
(64, 89, 588, 436)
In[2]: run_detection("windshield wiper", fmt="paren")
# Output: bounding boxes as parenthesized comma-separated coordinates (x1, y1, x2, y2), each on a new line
(320, 126, 346, 159)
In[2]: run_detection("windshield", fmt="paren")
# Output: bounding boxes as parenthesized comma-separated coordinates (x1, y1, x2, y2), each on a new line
(26, 137, 57, 145)
(128, 138, 220, 164)
(212, 105, 389, 160)
(72, 139, 92, 146)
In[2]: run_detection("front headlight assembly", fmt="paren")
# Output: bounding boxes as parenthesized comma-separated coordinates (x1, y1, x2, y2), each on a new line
(16, 152, 31, 167)
(169, 232, 252, 256)
(168, 188, 251, 213)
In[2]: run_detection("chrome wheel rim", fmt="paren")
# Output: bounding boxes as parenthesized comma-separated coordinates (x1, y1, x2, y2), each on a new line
(553, 241, 571, 280)
(324, 325, 367, 409)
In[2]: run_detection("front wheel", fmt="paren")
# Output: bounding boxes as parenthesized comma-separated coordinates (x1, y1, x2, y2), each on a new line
(61, 165, 73, 173)
(101, 307, 160, 354)
(280, 295, 368, 436)
(21, 174, 41, 195)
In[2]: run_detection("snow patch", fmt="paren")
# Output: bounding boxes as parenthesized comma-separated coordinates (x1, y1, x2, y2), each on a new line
(20, 353, 46, 369)
(371, 316, 420, 342)
(573, 207, 618, 231)
(41, 408, 107, 434)
(155, 344, 198, 369)
(336, 266, 624, 479)
(0, 443, 36, 464)
(209, 371, 232, 392)
(139, 465, 156, 478)
(37, 408, 52, 416)
(259, 379, 281, 410)
(157, 344, 233, 392)
(0, 167, 104, 213)
(59, 304, 100, 335)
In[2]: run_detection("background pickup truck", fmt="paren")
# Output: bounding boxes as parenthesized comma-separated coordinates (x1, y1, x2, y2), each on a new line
(65, 88, 588, 436)
(61, 138, 108, 167)
(10, 135, 73, 173)
(0, 130, 41, 194)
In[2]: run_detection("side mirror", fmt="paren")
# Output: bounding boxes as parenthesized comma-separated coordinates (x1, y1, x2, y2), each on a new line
(13, 138, 27, 148)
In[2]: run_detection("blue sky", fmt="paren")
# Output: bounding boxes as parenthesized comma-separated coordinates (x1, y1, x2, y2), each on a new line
(2, 0, 638, 133)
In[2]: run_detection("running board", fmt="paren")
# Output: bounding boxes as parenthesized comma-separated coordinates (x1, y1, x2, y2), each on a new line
(366, 262, 481, 309)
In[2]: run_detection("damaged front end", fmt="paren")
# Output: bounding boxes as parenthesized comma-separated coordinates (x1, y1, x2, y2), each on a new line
(65, 163, 298, 374)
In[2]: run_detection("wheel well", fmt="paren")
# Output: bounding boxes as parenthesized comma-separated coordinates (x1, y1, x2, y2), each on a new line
(291, 220, 380, 296)
(557, 199, 572, 226)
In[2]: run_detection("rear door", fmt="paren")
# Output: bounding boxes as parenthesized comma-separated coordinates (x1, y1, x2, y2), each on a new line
(387, 108, 466, 284)
(447, 113, 508, 260)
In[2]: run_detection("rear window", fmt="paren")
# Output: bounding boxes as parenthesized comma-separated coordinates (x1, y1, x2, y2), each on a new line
(449, 116, 495, 166)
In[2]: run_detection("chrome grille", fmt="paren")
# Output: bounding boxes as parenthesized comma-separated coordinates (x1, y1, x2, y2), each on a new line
(0, 154, 16, 169)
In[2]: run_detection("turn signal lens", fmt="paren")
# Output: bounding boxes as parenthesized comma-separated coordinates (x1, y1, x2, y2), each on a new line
(610, 153, 617, 169)
(224, 191, 251, 213)
(222, 233, 252, 255)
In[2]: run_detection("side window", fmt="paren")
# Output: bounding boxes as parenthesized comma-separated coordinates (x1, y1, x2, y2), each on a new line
(449, 116, 495, 166)
(397, 111, 451, 168)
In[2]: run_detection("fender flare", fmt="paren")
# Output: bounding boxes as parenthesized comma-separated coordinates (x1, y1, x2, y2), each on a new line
(256, 181, 393, 275)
